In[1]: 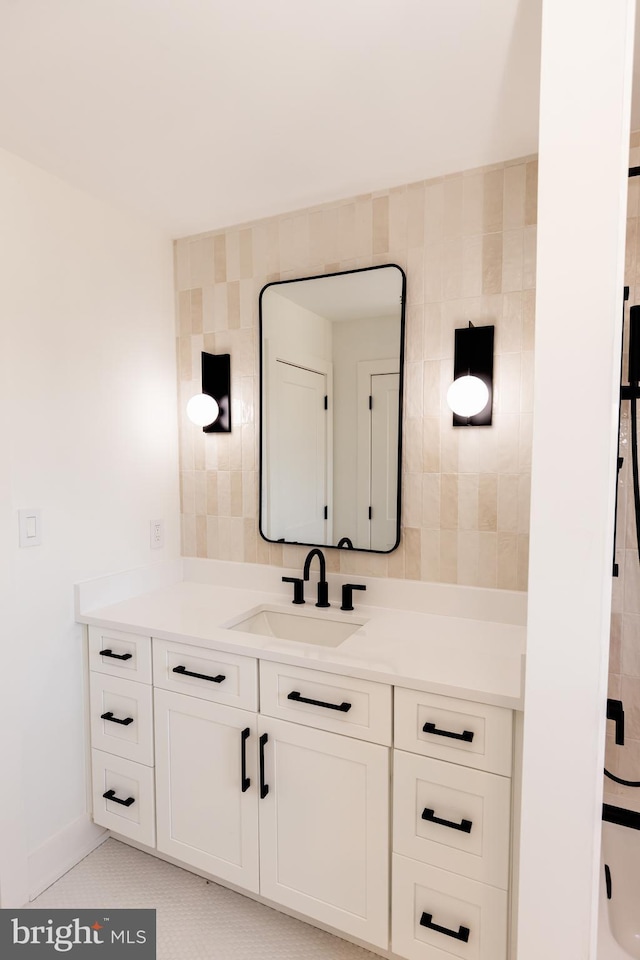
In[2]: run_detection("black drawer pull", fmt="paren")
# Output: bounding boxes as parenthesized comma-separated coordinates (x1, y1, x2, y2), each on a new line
(172, 665, 225, 683)
(423, 721, 474, 742)
(103, 789, 135, 807)
(100, 711, 134, 726)
(422, 808, 472, 833)
(241, 727, 251, 793)
(287, 691, 352, 713)
(259, 733, 269, 799)
(99, 649, 132, 661)
(420, 912, 470, 943)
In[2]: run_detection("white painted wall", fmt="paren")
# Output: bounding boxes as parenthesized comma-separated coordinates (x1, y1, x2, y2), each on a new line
(0, 315, 28, 907)
(0, 148, 180, 905)
(517, 1, 635, 957)
(261, 290, 332, 360)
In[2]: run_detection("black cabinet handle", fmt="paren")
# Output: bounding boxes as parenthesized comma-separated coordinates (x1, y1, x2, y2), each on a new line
(259, 733, 269, 799)
(423, 721, 474, 742)
(241, 727, 251, 793)
(99, 649, 132, 661)
(420, 912, 470, 943)
(100, 711, 134, 726)
(287, 691, 351, 713)
(103, 789, 135, 807)
(172, 665, 225, 683)
(422, 807, 472, 833)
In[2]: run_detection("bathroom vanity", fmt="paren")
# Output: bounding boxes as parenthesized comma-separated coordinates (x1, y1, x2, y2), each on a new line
(76, 559, 525, 960)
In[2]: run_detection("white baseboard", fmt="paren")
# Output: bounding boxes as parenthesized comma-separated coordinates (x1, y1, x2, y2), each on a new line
(28, 816, 108, 901)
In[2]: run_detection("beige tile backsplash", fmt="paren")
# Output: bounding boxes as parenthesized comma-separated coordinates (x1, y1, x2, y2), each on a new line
(175, 155, 537, 589)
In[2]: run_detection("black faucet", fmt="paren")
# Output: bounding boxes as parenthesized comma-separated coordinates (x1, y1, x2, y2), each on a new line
(337, 537, 353, 549)
(303, 548, 330, 608)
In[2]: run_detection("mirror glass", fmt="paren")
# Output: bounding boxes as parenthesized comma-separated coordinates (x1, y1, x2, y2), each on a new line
(259, 264, 405, 553)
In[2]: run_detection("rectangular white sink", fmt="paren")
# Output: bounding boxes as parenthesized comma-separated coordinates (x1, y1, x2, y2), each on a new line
(228, 605, 365, 647)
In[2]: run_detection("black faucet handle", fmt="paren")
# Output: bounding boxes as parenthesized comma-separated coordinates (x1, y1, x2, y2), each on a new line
(282, 576, 305, 605)
(341, 583, 366, 611)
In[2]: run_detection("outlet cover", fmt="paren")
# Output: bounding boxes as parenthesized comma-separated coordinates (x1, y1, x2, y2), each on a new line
(150, 519, 164, 549)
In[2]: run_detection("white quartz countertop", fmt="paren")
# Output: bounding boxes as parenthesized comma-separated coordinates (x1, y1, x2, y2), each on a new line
(77, 570, 525, 710)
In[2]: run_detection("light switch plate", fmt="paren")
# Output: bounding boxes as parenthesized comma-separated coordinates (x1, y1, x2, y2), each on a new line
(19, 509, 42, 547)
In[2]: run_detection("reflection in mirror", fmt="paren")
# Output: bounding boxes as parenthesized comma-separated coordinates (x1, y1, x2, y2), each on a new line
(259, 264, 405, 553)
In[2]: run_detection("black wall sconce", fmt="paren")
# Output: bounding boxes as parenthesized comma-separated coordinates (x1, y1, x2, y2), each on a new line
(186, 352, 231, 433)
(446, 323, 494, 426)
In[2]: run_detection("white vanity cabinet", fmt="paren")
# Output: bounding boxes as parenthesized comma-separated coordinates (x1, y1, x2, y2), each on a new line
(391, 689, 514, 960)
(87, 628, 391, 951)
(86, 625, 515, 958)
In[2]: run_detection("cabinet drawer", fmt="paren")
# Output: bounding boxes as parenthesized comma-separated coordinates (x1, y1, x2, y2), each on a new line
(153, 638, 257, 711)
(91, 749, 155, 847)
(392, 854, 507, 960)
(259, 660, 392, 745)
(393, 751, 511, 889)
(395, 688, 512, 776)
(90, 673, 154, 766)
(88, 627, 152, 684)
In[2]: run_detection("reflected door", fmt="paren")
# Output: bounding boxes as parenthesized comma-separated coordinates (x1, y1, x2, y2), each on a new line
(266, 360, 328, 543)
(370, 372, 400, 551)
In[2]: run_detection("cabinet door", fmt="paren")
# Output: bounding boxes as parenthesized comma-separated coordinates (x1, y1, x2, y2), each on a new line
(258, 716, 389, 948)
(154, 688, 259, 892)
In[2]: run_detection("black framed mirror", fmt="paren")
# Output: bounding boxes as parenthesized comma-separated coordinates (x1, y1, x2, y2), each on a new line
(259, 264, 406, 553)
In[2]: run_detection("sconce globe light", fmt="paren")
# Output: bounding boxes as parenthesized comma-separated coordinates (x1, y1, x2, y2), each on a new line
(187, 352, 232, 432)
(446, 375, 489, 419)
(449, 322, 494, 426)
(187, 393, 220, 427)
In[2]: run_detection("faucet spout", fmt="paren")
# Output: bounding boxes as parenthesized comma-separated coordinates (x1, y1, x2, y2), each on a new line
(302, 549, 330, 608)
(303, 548, 326, 582)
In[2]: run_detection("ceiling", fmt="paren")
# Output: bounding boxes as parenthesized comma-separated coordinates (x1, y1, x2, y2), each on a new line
(0, 0, 632, 239)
